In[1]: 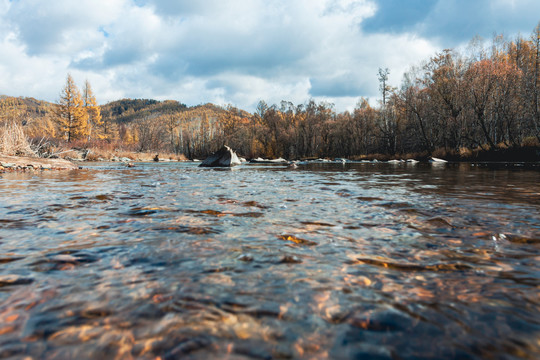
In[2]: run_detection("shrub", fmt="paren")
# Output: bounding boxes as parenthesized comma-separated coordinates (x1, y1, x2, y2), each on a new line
(0, 121, 35, 156)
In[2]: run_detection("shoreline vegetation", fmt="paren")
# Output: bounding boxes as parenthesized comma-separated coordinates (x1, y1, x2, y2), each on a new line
(1, 25, 540, 166)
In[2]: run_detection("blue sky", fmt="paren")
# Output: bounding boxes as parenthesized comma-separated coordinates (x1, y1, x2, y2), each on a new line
(0, 0, 538, 112)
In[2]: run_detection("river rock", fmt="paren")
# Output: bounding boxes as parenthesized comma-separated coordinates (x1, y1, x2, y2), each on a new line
(250, 157, 288, 164)
(199, 145, 242, 167)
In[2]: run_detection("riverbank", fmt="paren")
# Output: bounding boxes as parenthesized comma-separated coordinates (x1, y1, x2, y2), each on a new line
(345, 145, 540, 163)
(0, 154, 79, 172)
(56, 148, 188, 163)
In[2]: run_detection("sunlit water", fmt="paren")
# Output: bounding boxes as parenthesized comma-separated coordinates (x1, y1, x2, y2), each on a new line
(0, 162, 539, 359)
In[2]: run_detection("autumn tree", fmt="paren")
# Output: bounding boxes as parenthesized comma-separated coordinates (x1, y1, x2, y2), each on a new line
(0, 97, 26, 125)
(83, 80, 103, 141)
(422, 50, 466, 151)
(399, 71, 435, 152)
(530, 22, 540, 142)
(56, 74, 88, 142)
(378, 68, 398, 153)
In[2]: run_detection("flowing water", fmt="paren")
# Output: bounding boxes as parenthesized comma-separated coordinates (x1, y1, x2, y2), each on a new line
(0, 162, 539, 359)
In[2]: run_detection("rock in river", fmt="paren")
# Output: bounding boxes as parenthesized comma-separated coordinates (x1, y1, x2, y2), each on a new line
(199, 145, 242, 167)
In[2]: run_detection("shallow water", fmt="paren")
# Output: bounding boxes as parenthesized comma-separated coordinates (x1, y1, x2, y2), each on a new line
(0, 162, 539, 359)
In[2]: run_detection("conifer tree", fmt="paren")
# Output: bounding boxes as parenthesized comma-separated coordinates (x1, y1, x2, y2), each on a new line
(83, 80, 103, 140)
(56, 74, 88, 142)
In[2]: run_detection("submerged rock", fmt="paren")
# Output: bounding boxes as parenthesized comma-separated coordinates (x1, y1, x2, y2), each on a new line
(199, 145, 242, 167)
(288, 161, 299, 169)
(250, 157, 288, 164)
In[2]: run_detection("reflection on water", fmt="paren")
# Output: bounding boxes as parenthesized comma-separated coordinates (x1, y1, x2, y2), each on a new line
(0, 162, 539, 359)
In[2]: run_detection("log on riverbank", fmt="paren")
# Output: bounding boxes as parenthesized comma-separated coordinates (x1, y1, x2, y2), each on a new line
(0, 154, 79, 172)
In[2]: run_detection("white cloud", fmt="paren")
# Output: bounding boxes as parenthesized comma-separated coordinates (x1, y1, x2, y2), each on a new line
(0, 0, 536, 112)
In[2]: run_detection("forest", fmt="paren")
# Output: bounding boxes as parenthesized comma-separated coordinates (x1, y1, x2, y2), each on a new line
(1, 23, 539, 161)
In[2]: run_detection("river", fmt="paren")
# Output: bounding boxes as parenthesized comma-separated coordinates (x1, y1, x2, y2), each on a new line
(0, 162, 539, 359)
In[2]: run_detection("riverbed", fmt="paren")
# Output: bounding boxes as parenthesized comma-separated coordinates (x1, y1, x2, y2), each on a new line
(1, 162, 539, 359)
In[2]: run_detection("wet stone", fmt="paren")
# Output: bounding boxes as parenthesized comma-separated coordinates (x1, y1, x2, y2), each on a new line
(0, 274, 34, 287)
(279, 255, 302, 264)
(237, 254, 254, 262)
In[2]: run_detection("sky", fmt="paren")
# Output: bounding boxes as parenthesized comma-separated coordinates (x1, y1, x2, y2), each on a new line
(0, 0, 539, 112)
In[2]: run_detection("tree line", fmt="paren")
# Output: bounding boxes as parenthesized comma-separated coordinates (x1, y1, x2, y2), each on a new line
(2, 23, 539, 160)
(221, 24, 540, 160)
(127, 23, 540, 160)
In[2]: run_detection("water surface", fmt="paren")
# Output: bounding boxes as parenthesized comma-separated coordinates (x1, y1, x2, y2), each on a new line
(1, 162, 539, 359)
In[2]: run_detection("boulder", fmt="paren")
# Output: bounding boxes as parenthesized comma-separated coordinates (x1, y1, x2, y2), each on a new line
(199, 145, 242, 167)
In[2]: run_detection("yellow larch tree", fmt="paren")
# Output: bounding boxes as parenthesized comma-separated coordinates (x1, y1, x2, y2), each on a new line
(82, 80, 103, 140)
(56, 74, 88, 142)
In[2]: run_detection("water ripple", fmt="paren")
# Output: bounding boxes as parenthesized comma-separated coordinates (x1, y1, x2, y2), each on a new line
(0, 162, 539, 359)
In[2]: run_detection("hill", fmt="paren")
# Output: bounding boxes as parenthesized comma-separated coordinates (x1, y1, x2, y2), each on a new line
(100, 99, 187, 123)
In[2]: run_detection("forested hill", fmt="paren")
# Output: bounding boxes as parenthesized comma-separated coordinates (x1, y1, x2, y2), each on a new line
(1, 94, 252, 157)
(100, 99, 187, 123)
(0, 95, 53, 119)
(0, 95, 240, 126)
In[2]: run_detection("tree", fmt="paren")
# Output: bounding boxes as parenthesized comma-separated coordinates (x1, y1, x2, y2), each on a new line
(531, 22, 540, 142)
(56, 74, 88, 142)
(378, 67, 397, 153)
(82, 80, 103, 141)
(423, 50, 466, 150)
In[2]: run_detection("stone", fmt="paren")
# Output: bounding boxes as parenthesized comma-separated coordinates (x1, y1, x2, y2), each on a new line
(249, 157, 288, 164)
(199, 145, 242, 167)
(287, 161, 299, 169)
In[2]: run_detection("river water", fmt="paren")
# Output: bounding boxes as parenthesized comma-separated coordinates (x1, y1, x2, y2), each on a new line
(0, 162, 539, 359)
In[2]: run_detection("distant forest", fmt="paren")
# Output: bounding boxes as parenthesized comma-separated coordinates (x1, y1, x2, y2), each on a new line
(1, 23, 539, 161)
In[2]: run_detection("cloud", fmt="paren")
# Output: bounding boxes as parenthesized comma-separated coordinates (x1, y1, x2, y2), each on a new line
(362, 0, 436, 34)
(363, 0, 540, 45)
(5, 0, 124, 55)
(0, 0, 536, 112)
